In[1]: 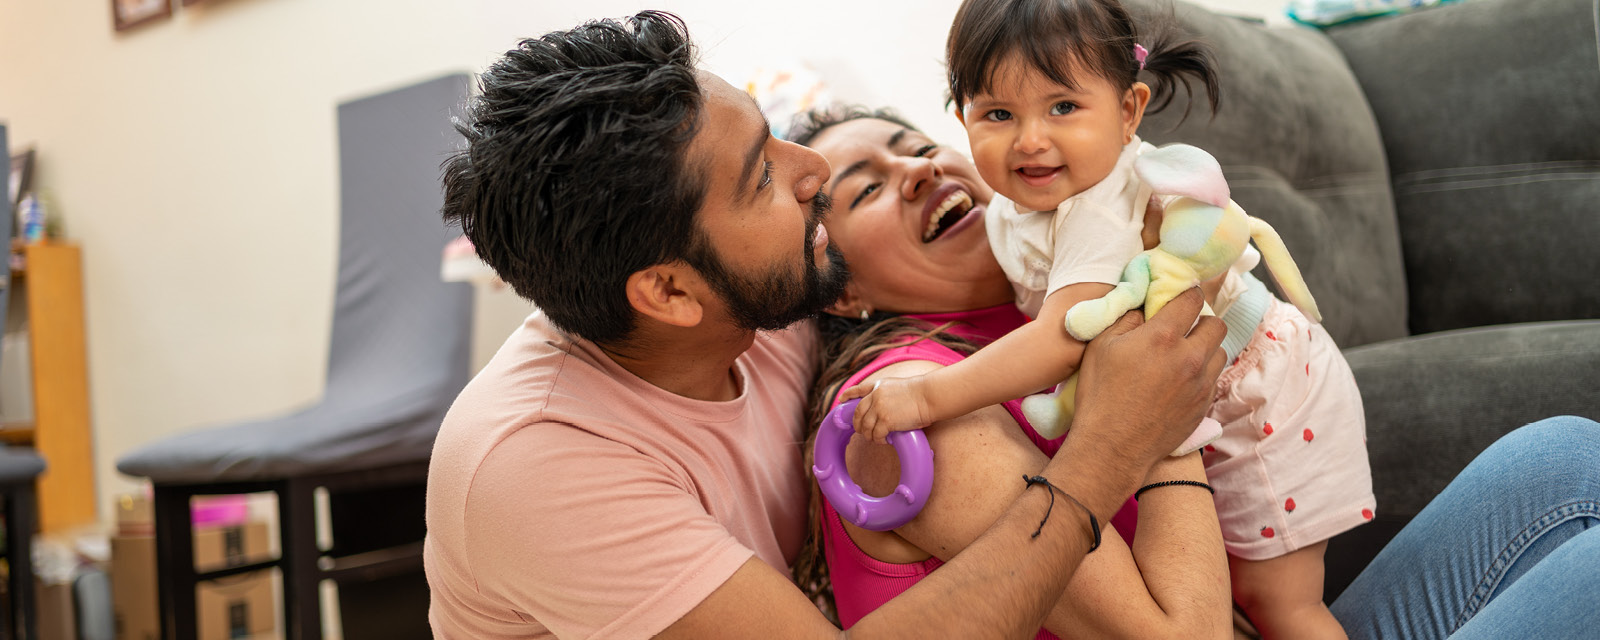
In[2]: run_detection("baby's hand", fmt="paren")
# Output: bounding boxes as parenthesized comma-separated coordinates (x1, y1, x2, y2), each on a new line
(837, 377, 935, 444)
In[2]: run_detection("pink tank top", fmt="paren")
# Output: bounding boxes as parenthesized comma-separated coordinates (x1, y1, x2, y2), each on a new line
(821, 305, 1138, 636)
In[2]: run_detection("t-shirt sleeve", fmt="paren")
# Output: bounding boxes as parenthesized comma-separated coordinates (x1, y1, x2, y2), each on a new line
(461, 423, 754, 639)
(1045, 200, 1146, 295)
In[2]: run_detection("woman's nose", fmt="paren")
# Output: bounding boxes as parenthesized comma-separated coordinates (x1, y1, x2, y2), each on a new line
(900, 155, 942, 200)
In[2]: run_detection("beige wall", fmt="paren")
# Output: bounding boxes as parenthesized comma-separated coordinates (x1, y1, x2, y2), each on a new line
(0, 0, 1285, 524)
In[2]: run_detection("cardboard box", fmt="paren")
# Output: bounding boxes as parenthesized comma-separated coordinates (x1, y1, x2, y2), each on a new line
(197, 570, 276, 640)
(37, 578, 78, 640)
(111, 534, 160, 640)
(112, 522, 277, 640)
(194, 521, 272, 574)
(116, 493, 155, 536)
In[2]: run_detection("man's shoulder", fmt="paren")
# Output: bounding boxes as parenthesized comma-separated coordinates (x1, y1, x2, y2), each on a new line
(434, 313, 627, 458)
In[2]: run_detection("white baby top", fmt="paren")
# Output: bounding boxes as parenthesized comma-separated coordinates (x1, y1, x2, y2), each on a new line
(985, 137, 1156, 318)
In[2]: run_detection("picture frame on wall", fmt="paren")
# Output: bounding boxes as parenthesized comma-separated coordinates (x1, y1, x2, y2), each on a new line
(112, 0, 172, 31)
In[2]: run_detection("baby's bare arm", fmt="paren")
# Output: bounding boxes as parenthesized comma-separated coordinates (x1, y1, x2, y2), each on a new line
(913, 282, 1116, 423)
(839, 283, 1114, 438)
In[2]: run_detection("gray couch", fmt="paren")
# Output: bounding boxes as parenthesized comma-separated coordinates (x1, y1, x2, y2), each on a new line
(1130, 0, 1600, 598)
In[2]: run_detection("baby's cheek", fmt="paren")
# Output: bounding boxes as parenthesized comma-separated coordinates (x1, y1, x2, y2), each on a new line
(972, 154, 1010, 192)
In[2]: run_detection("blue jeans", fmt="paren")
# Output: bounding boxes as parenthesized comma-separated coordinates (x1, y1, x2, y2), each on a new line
(1332, 416, 1600, 639)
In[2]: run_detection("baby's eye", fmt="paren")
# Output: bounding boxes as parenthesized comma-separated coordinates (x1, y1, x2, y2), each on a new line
(758, 161, 774, 189)
(851, 183, 880, 209)
(912, 144, 937, 158)
(984, 109, 1012, 122)
(1050, 102, 1078, 116)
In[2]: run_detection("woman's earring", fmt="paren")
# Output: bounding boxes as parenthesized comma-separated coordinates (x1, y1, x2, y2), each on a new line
(859, 309, 870, 321)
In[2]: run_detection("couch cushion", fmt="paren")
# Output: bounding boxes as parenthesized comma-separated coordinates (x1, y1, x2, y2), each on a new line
(1128, 0, 1410, 349)
(1328, 0, 1600, 334)
(1344, 320, 1600, 517)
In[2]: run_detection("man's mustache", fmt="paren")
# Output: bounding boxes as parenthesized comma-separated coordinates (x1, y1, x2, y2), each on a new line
(810, 190, 833, 223)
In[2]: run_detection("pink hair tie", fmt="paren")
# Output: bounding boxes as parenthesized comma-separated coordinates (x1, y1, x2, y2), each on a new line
(1134, 44, 1149, 70)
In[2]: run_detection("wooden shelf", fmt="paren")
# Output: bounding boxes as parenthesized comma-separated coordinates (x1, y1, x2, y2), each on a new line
(0, 422, 35, 446)
(6, 242, 96, 533)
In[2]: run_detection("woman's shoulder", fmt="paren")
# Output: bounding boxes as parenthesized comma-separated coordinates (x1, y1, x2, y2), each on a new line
(839, 340, 967, 393)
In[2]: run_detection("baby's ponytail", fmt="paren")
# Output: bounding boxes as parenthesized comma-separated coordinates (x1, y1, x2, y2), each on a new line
(1136, 10, 1222, 124)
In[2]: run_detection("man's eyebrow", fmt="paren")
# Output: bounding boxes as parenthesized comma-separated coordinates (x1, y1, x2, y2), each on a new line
(828, 128, 913, 202)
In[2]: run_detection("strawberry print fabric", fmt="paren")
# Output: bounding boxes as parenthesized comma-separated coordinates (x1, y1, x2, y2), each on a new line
(1202, 298, 1377, 561)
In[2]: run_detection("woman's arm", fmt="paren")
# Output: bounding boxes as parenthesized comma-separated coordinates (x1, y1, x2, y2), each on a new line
(845, 359, 1231, 640)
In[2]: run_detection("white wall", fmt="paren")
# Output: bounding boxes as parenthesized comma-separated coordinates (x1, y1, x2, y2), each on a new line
(0, 0, 1289, 524)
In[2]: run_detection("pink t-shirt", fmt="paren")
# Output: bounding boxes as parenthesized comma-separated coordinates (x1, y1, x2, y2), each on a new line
(424, 311, 817, 639)
(822, 305, 1138, 637)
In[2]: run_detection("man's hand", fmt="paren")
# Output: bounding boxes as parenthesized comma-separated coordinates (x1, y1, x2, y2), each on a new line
(1069, 287, 1227, 474)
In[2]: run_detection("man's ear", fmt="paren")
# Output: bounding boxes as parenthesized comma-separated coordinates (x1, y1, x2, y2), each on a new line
(1122, 82, 1152, 144)
(625, 263, 704, 328)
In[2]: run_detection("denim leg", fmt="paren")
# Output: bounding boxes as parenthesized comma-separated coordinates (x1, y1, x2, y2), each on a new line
(1448, 526, 1600, 639)
(1330, 416, 1600, 639)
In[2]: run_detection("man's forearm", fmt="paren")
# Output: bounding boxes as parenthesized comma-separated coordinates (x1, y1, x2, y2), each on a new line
(1127, 456, 1233, 638)
(847, 428, 1145, 639)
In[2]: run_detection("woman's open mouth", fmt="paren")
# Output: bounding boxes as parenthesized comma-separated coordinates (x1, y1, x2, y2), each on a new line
(922, 189, 976, 243)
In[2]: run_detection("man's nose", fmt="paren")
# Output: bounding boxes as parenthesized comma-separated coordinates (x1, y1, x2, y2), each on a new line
(790, 142, 830, 203)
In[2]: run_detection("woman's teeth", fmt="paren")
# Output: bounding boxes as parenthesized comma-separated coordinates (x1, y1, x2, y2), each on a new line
(923, 191, 974, 242)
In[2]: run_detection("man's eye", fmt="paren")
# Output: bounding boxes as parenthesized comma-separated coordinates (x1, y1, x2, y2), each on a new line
(984, 109, 1011, 122)
(851, 183, 880, 209)
(758, 161, 774, 189)
(913, 144, 937, 158)
(1050, 102, 1077, 116)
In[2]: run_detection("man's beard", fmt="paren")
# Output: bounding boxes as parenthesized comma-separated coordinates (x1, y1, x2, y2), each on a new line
(686, 191, 850, 332)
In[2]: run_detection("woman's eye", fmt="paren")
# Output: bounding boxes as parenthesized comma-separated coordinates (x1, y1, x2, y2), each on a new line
(1050, 102, 1077, 116)
(984, 109, 1011, 122)
(913, 144, 937, 158)
(758, 161, 774, 189)
(850, 183, 880, 209)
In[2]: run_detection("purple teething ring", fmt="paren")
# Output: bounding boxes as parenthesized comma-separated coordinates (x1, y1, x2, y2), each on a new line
(811, 398, 935, 531)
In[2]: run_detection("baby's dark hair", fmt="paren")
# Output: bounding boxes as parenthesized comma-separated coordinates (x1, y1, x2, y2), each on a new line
(947, 0, 1220, 123)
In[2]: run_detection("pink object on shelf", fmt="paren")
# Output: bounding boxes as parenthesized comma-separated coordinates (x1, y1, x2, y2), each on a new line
(191, 494, 249, 527)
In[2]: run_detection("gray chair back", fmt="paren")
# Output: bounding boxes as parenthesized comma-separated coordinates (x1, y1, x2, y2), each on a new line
(118, 74, 473, 482)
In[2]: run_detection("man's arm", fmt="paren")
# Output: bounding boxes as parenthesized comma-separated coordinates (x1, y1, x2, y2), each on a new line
(660, 288, 1227, 638)
(841, 362, 1230, 639)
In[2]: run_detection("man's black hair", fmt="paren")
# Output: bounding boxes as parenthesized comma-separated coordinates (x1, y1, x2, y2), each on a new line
(441, 11, 706, 344)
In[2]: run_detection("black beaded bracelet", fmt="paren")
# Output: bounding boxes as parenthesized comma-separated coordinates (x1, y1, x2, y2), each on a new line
(1022, 475, 1101, 552)
(1134, 479, 1216, 501)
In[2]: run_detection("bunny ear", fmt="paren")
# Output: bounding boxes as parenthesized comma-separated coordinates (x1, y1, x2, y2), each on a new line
(1134, 144, 1230, 208)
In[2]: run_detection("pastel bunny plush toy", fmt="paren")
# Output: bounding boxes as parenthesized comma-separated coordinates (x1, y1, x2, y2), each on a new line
(1021, 144, 1323, 448)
